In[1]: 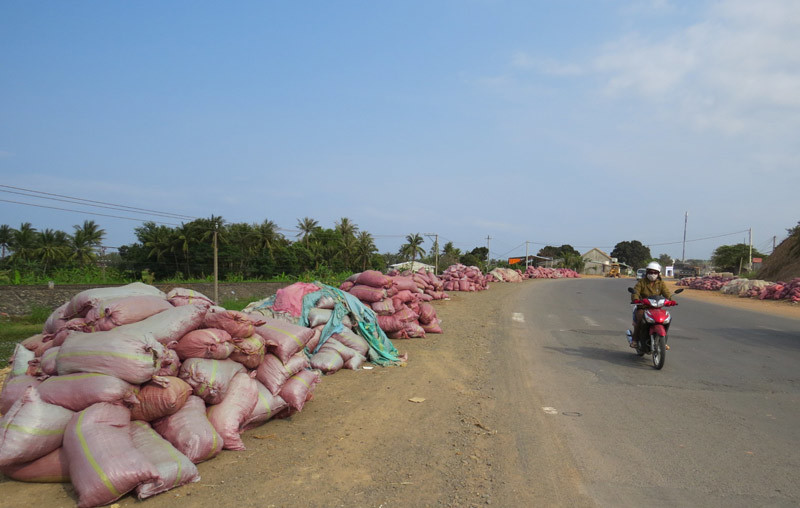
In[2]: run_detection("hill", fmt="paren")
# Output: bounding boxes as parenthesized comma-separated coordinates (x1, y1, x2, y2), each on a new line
(757, 231, 800, 282)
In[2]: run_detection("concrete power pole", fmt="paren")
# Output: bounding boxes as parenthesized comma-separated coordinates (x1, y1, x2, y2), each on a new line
(424, 233, 439, 274)
(486, 235, 491, 272)
(749, 228, 753, 271)
(525, 241, 530, 268)
(682, 211, 688, 262)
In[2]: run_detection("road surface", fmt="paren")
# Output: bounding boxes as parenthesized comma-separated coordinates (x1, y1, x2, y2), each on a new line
(489, 278, 800, 507)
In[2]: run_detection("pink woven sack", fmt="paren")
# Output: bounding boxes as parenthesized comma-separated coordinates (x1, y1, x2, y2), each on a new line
(64, 402, 160, 508)
(206, 372, 258, 451)
(0, 447, 70, 483)
(130, 420, 200, 499)
(152, 395, 223, 464)
(0, 387, 74, 467)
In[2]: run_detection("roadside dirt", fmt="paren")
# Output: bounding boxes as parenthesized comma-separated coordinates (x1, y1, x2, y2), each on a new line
(0, 279, 797, 508)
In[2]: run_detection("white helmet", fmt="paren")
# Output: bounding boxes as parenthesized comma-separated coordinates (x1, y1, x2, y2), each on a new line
(646, 262, 661, 273)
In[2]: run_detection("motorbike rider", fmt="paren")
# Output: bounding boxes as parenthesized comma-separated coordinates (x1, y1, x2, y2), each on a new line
(630, 262, 673, 349)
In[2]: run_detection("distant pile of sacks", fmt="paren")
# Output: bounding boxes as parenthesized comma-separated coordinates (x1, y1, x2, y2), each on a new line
(524, 266, 581, 279)
(487, 267, 524, 282)
(340, 270, 445, 338)
(440, 264, 489, 291)
(715, 277, 800, 302)
(0, 283, 325, 507)
(676, 275, 732, 291)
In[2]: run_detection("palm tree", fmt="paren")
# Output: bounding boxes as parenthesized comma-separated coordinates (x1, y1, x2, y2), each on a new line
(74, 220, 105, 248)
(401, 233, 426, 269)
(255, 219, 281, 255)
(334, 217, 358, 239)
(70, 220, 105, 266)
(35, 228, 69, 274)
(355, 231, 377, 271)
(141, 223, 173, 270)
(171, 223, 194, 277)
(10, 222, 38, 262)
(0, 224, 13, 258)
(296, 217, 318, 246)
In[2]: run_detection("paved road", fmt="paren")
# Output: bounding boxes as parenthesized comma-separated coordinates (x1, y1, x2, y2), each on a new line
(490, 278, 800, 507)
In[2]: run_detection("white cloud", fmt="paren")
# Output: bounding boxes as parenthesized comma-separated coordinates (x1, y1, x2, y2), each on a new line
(593, 0, 800, 135)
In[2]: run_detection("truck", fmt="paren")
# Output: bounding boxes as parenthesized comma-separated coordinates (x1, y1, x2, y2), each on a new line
(673, 263, 699, 279)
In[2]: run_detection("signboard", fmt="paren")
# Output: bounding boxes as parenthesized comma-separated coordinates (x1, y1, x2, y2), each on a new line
(752, 257, 763, 263)
(508, 257, 523, 265)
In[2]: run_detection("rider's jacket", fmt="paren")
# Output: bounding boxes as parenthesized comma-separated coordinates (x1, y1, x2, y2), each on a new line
(631, 277, 673, 302)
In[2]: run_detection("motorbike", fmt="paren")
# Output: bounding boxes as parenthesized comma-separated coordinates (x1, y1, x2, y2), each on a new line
(626, 287, 683, 369)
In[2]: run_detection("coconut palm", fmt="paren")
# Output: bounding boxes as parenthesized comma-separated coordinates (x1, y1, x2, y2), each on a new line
(296, 217, 318, 246)
(73, 220, 105, 248)
(355, 231, 377, 271)
(400, 233, 426, 269)
(334, 217, 358, 239)
(35, 229, 70, 274)
(255, 219, 281, 254)
(10, 222, 38, 262)
(0, 224, 12, 258)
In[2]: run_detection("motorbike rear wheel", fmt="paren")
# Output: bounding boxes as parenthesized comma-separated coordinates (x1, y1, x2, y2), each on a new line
(652, 334, 666, 369)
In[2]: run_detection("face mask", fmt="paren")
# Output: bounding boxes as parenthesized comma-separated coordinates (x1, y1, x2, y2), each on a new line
(647, 273, 658, 281)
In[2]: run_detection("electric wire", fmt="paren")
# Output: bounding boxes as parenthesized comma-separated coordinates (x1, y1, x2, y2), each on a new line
(0, 184, 198, 220)
(0, 198, 182, 226)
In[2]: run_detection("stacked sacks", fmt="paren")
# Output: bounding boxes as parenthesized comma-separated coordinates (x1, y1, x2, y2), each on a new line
(676, 275, 732, 291)
(440, 264, 489, 291)
(487, 267, 524, 282)
(524, 267, 581, 278)
(339, 270, 444, 339)
(757, 278, 800, 302)
(0, 284, 322, 507)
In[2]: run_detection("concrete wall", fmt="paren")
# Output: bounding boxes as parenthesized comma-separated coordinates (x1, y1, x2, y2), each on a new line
(0, 282, 292, 316)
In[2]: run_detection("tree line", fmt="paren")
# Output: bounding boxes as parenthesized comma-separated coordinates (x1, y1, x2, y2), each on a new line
(0, 217, 501, 284)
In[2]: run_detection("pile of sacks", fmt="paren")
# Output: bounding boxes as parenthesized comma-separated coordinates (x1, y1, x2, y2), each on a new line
(0, 283, 323, 507)
(339, 270, 444, 338)
(677, 275, 734, 291)
(487, 267, 524, 282)
(244, 281, 405, 374)
(524, 266, 581, 278)
(757, 278, 800, 302)
(440, 264, 489, 291)
(720, 279, 772, 297)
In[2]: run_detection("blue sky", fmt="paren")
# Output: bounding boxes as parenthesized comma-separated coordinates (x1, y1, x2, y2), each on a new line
(1, 0, 798, 262)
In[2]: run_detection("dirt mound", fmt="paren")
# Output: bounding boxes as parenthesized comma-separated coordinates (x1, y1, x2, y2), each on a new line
(757, 232, 800, 282)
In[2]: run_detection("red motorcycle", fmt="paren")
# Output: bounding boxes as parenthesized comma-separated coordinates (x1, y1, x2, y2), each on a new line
(627, 287, 683, 369)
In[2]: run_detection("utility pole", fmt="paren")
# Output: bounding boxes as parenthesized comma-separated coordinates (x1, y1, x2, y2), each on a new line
(682, 211, 688, 262)
(424, 233, 439, 274)
(773, 235, 777, 254)
(213, 223, 219, 304)
(486, 235, 491, 272)
(748, 227, 753, 271)
(525, 241, 530, 268)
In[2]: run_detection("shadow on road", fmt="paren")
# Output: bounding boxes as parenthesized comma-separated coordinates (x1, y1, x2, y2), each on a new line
(544, 344, 654, 370)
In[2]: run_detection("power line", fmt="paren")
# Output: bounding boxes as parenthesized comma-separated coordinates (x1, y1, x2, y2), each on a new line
(0, 198, 182, 226)
(0, 187, 198, 221)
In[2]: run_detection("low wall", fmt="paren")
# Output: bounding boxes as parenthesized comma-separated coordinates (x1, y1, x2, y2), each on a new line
(0, 282, 291, 316)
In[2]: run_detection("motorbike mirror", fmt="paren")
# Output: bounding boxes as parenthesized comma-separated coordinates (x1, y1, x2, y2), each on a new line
(674, 288, 684, 294)
(627, 287, 635, 293)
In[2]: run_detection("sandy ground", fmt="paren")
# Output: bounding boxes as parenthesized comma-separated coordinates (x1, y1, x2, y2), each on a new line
(0, 278, 796, 507)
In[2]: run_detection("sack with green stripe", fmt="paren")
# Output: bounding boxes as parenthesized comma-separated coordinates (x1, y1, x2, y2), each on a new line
(0, 386, 74, 467)
(56, 328, 166, 385)
(254, 319, 314, 364)
(63, 402, 159, 508)
(130, 420, 200, 499)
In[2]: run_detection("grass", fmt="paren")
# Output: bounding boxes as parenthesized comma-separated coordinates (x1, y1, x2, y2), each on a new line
(0, 320, 43, 364)
(218, 297, 258, 312)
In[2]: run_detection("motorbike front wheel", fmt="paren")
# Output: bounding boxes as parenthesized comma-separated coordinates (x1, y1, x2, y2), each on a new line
(651, 334, 666, 370)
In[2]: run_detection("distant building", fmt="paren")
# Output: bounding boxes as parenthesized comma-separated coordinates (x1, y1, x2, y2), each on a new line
(581, 248, 614, 275)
